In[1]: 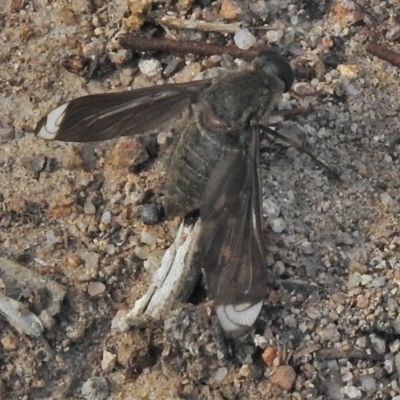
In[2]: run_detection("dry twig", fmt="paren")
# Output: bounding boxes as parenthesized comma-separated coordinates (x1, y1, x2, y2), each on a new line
(119, 34, 263, 60)
(366, 42, 400, 68)
(158, 15, 241, 34)
(317, 347, 383, 362)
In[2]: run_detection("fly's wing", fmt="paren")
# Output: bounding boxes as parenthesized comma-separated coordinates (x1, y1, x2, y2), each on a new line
(198, 126, 267, 337)
(35, 80, 211, 142)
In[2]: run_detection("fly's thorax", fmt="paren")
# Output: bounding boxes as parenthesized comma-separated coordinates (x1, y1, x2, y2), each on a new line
(163, 101, 242, 217)
(200, 69, 285, 129)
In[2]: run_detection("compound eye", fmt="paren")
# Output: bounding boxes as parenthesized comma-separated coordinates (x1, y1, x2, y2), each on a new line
(256, 51, 294, 93)
(277, 59, 294, 92)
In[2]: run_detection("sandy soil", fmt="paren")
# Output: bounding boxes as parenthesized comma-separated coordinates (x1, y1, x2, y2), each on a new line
(1, 0, 400, 399)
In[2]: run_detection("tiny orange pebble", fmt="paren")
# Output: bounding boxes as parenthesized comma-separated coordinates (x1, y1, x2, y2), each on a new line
(262, 346, 277, 366)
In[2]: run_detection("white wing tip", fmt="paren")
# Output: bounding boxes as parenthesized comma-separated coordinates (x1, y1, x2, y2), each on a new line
(36, 103, 68, 140)
(216, 301, 263, 336)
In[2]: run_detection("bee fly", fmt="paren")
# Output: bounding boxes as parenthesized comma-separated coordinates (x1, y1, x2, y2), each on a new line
(35, 51, 294, 337)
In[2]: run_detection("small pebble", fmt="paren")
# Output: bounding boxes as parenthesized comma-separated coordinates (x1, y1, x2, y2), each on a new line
(140, 231, 158, 246)
(138, 58, 162, 77)
(321, 201, 330, 212)
(344, 385, 362, 399)
(371, 335, 386, 355)
(39, 310, 55, 330)
(46, 230, 58, 246)
(66, 254, 82, 268)
(321, 35, 334, 47)
(238, 364, 250, 378)
(360, 274, 372, 285)
(273, 260, 285, 275)
(100, 211, 111, 224)
(84, 199, 96, 215)
(338, 232, 354, 245)
(342, 372, 354, 383)
(380, 192, 392, 206)
(81, 377, 109, 400)
(371, 276, 386, 287)
(78, 251, 100, 281)
(107, 49, 132, 65)
(301, 240, 314, 255)
(384, 358, 394, 374)
(111, 310, 129, 332)
(254, 334, 268, 349)
(134, 246, 150, 260)
(101, 350, 116, 371)
(356, 295, 369, 308)
(337, 64, 358, 80)
(140, 204, 161, 225)
(284, 315, 297, 328)
(271, 217, 286, 233)
(105, 244, 115, 255)
(264, 198, 280, 218)
(262, 347, 277, 366)
(306, 307, 321, 320)
(234, 28, 256, 50)
(219, 0, 242, 19)
(271, 365, 296, 390)
(347, 273, 361, 289)
(214, 367, 228, 381)
(109, 137, 149, 169)
(266, 29, 284, 43)
(386, 27, 400, 41)
(359, 375, 376, 395)
(317, 323, 341, 342)
(1, 335, 18, 351)
(88, 281, 106, 297)
(348, 261, 367, 274)
(66, 325, 86, 341)
(395, 353, 400, 375)
(390, 340, 400, 353)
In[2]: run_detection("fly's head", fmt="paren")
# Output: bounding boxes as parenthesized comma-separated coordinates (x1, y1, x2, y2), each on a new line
(254, 51, 294, 93)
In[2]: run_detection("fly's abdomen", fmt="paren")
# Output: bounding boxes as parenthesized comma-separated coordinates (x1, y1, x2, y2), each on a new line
(164, 103, 233, 217)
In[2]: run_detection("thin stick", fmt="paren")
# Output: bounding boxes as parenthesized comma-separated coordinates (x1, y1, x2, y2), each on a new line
(290, 88, 324, 98)
(158, 15, 242, 34)
(317, 347, 382, 362)
(366, 42, 400, 68)
(119, 34, 264, 60)
(262, 126, 341, 180)
(278, 107, 314, 119)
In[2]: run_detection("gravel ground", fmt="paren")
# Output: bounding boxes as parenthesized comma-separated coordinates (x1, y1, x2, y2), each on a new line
(1, 0, 400, 399)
